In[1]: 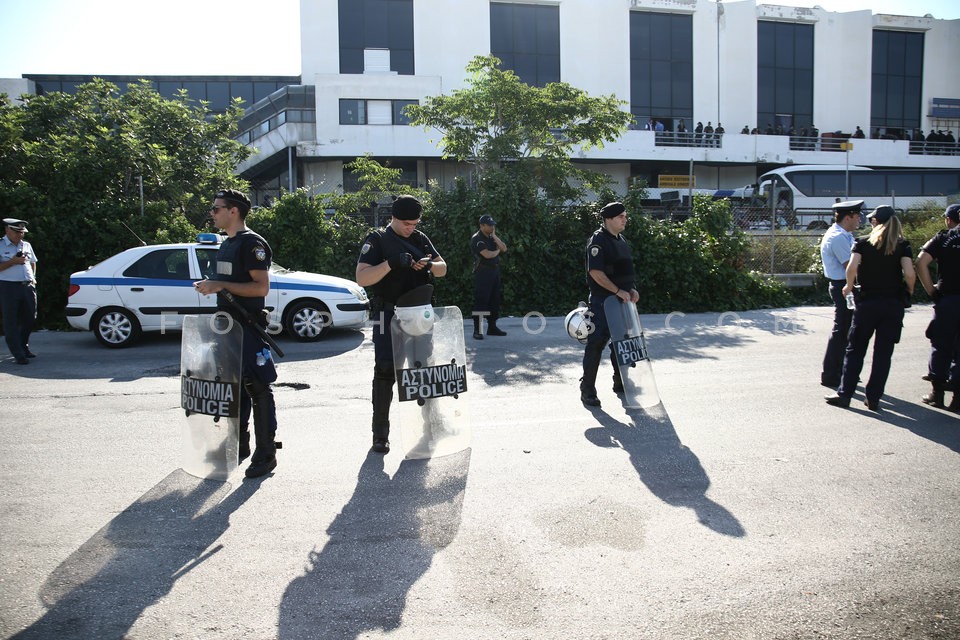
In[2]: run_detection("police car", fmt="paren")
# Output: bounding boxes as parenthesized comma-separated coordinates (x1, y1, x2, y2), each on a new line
(66, 233, 369, 347)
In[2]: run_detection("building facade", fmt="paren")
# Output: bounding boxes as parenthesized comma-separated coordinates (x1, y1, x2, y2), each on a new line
(232, 0, 959, 204)
(7, 1, 959, 206)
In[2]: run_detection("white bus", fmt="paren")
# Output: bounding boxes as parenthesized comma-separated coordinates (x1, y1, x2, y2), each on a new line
(752, 165, 960, 229)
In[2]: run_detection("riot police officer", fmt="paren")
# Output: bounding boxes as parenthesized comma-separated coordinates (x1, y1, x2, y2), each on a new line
(916, 204, 960, 409)
(580, 202, 639, 407)
(356, 195, 447, 453)
(470, 214, 508, 339)
(194, 189, 280, 478)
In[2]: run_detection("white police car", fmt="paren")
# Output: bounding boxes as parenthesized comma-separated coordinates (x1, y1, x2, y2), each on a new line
(66, 234, 369, 347)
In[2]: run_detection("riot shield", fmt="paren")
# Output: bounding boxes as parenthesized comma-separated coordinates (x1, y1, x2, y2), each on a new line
(603, 296, 661, 409)
(391, 306, 471, 459)
(180, 313, 243, 479)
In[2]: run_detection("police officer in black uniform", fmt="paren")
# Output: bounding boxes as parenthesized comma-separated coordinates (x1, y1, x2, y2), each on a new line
(356, 195, 447, 453)
(580, 202, 639, 407)
(916, 203, 960, 409)
(470, 214, 508, 340)
(825, 205, 915, 411)
(194, 189, 279, 478)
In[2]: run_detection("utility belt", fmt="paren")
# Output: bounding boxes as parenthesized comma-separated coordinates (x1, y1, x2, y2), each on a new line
(474, 262, 498, 272)
(0, 280, 33, 286)
(369, 297, 393, 315)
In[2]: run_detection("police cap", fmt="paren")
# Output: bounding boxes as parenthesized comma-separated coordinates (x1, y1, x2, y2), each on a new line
(869, 205, 895, 225)
(479, 214, 496, 226)
(945, 204, 960, 223)
(831, 199, 864, 214)
(3, 218, 28, 232)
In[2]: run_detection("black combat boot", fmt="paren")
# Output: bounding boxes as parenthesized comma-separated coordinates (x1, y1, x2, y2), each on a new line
(371, 365, 394, 453)
(921, 381, 945, 409)
(243, 378, 278, 478)
(238, 426, 251, 463)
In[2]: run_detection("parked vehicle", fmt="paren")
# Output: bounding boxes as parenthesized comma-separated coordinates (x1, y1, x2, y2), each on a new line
(66, 234, 369, 347)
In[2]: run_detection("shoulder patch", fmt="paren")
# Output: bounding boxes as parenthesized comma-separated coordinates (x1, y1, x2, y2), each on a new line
(253, 246, 267, 262)
(590, 246, 600, 257)
(361, 242, 371, 255)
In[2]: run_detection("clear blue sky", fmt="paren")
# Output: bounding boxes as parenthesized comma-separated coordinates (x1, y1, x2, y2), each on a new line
(0, 0, 956, 79)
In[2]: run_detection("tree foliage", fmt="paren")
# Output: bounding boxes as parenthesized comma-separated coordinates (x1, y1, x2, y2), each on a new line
(0, 79, 250, 326)
(250, 157, 431, 281)
(407, 55, 633, 175)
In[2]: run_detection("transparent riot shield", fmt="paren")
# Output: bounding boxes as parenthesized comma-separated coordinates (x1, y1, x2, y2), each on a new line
(180, 314, 243, 479)
(391, 306, 471, 459)
(603, 296, 661, 409)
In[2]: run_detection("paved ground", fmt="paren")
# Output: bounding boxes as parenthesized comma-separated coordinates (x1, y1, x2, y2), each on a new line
(1, 305, 958, 640)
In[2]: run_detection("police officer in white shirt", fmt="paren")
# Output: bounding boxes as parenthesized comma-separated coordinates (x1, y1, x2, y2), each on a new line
(819, 200, 862, 387)
(0, 219, 39, 364)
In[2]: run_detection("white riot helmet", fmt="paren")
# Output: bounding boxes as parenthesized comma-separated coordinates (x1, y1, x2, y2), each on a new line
(394, 303, 435, 336)
(565, 302, 592, 344)
(394, 283, 435, 336)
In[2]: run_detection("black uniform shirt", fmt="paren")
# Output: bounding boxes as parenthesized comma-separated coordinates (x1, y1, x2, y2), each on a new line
(358, 226, 438, 303)
(586, 227, 636, 300)
(922, 227, 960, 295)
(852, 236, 912, 298)
(216, 229, 271, 319)
(471, 230, 499, 269)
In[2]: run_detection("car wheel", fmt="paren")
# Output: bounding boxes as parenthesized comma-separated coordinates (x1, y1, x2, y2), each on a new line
(285, 300, 331, 342)
(93, 308, 142, 348)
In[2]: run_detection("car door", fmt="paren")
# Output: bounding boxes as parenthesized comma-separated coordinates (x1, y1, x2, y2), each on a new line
(116, 248, 202, 330)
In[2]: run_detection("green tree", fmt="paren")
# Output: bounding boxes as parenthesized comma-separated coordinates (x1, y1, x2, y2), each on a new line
(407, 55, 632, 203)
(0, 79, 249, 327)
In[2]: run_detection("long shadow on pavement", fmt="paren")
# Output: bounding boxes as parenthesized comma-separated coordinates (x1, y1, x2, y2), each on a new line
(584, 403, 745, 538)
(278, 449, 470, 640)
(10, 469, 259, 640)
(831, 392, 960, 454)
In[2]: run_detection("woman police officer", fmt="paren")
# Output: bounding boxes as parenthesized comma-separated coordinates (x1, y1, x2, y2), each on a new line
(825, 205, 916, 410)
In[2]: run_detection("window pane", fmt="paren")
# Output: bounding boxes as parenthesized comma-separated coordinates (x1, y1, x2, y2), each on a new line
(887, 173, 921, 196)
(925, 173, 960, 195)
(812, 173, 845, 197)
(339, 99, 365, 125)
(393, 99, 417, 125)
(850, 173, 885, 195)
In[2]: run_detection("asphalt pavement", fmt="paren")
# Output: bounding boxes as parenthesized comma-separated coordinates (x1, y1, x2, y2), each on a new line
(1, 305, 958, 640)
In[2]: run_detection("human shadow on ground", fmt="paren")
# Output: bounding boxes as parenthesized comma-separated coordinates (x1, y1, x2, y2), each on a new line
(10, 469, 259, 640)
(584, 404, 745, 537)
(466, 310, 816, 388)
(831, 390, 960, 454)
(278, 449, 470, 640)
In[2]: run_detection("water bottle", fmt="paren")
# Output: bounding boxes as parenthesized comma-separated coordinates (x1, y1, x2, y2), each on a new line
(845, 292, 855, 309)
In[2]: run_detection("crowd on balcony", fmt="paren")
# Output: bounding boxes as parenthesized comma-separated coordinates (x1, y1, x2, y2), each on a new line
(644, 117, 958, 155)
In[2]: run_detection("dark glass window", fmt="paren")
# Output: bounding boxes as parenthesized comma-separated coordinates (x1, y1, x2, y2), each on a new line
(182, 82, 206, 102)
(340, 99, 366, 125)
(811, 172, 845, 197)
(232, 82, 254, 106)
(925, 172, 960, 195)
(850, 173, 885, 195)
(339, 0, 415, 75)
(871, 30, 924, 132)
(490, 2, 560, 87)
(206, 82, 230, 111)
(630, 12, 693, 127)
(157, 81, 181, 99)
(123, 249, 191, 280)
(887, 172, 921, 196)
(393, 100, 418, 125)
(757, 21, 814, 132)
